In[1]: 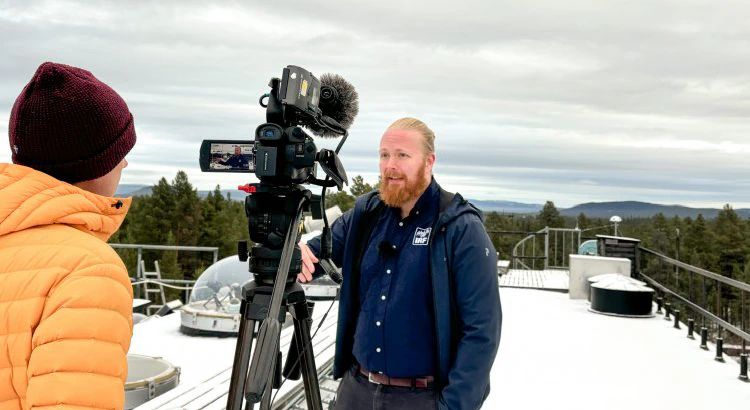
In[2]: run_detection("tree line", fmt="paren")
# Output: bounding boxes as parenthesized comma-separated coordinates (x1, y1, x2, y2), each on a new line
(112, 171, 750, 330)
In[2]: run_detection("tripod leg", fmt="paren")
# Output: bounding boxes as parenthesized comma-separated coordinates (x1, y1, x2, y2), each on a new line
(259, 355, 274, 410)
(290, 300, 323, 410)
(274, 350, 283, 388)
(282, 332, 302, 380)
(257, 338, 280, 410)
(227, 317, 256, 410)
(244, 396, 255, 410)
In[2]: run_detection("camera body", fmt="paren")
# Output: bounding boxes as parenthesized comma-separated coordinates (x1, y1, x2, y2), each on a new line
(252, 124, 317, 184)
(199, 65, 327, 186)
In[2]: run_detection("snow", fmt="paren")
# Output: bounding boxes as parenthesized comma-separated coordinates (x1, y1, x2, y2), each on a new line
(128, 284, 750, 410)
(128, 301, 339, 410)
(488, 288, 750, 409)
(590, 274, 652, 291)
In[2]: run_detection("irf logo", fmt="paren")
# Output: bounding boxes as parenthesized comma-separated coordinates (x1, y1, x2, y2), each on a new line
(413, 227, 431, 246)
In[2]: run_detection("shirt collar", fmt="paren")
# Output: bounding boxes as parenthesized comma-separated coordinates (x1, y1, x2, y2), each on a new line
(414, 176, 439, 214)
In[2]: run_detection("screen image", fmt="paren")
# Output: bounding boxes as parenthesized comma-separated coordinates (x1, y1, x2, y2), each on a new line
(209, 143, 254, 171)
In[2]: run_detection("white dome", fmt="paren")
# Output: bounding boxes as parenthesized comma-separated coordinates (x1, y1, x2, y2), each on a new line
(189, 255, 249, 313)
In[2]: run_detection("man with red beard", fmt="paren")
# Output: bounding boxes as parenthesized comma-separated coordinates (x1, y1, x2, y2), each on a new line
(300, 118, 501, 410)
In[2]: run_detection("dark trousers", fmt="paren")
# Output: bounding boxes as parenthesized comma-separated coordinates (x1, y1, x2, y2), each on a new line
(332, 366, 438, 410)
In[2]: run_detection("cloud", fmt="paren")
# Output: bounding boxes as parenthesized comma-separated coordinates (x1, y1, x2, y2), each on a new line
(1, 0, 749, 208)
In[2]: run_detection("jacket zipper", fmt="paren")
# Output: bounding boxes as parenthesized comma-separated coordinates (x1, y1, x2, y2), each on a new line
(428, 220, 445, 387)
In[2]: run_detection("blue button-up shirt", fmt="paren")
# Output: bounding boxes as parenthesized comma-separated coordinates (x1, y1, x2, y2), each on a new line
(353, 178, 440, 378)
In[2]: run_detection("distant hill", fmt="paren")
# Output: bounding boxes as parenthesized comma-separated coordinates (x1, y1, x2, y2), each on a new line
(560, 201, 750, 219)
(115, 184, 248, 201)
(115, 185, 748, 219)
(114, 184, 148, 196)
(467, 199, 543, 214)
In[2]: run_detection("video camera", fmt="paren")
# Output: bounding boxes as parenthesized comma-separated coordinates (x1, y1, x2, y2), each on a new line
(199, 65, 348, 189)
(198, 65, 358, 410)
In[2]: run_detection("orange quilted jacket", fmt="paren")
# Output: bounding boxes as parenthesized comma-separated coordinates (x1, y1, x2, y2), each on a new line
(0, 163, 133, 410)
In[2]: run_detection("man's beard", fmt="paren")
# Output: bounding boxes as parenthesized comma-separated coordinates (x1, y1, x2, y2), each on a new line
(380, 163, 430, 208)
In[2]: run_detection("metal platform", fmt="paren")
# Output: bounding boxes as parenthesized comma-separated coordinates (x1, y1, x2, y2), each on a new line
(499, 269, 569, 292)
(130, 302, 339, 410)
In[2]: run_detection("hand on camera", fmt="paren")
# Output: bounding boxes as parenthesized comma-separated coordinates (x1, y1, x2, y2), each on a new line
(298, 242, 319, 283)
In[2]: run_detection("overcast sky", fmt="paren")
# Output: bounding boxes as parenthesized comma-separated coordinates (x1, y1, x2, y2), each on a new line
(2, 0, 750, 208)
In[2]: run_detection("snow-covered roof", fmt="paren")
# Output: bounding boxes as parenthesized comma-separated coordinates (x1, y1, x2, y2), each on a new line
(489, 288, 750, 409)
(129, 300, 338, 410)
(129, 277, 750, 410)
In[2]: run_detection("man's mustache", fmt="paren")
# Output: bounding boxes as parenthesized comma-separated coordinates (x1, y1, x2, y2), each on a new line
(383, 172, 406, 180)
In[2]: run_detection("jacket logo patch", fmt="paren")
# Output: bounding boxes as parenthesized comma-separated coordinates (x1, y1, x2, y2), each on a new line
(413, 227, 431, 245)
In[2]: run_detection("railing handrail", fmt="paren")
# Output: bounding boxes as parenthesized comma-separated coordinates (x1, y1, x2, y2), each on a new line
(486, 230, 546, 235)
(638, 243, 750, 373)
(131, 278, 196, 291)
(511, 227, 582, 270)
(639, 272, 750, 343)
(111, 243, 219, 252)
(110, 243, 220, 299)
(130, 278, 197, 285)
(511, 232, 541, 269)
(640, 246, 750, 293)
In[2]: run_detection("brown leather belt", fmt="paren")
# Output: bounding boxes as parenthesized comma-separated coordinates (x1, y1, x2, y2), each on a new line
(358, 366, 435, 389)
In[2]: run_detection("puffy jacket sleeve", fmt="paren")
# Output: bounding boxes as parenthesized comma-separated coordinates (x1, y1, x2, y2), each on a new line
(305, 208, 354, 278)
(439, 214, 502, 410)
(26, 262, 134, 410)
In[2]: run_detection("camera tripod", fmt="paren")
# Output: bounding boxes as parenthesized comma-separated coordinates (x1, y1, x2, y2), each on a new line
(226, 186, 324, 410)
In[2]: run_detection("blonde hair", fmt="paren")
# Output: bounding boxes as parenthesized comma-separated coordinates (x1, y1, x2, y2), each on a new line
(387, 117, 435, 156)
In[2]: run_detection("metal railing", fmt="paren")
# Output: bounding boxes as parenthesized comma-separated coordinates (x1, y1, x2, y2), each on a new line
(511, 227, 581, 270)
(638, 246, 750, 381)
(110, 243, 219, 299)
(130, 277, 199, 304)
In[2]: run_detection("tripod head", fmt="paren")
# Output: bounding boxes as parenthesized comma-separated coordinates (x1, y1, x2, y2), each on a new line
(239, 184, 310, 285)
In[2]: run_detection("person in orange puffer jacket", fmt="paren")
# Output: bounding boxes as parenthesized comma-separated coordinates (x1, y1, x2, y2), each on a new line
(0, 62, 137, 410)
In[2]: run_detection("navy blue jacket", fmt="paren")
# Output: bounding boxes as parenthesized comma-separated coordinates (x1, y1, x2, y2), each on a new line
(308, 187, 502, 410)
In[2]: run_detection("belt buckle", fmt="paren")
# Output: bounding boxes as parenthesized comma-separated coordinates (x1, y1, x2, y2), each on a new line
(368, 372, 381, 385)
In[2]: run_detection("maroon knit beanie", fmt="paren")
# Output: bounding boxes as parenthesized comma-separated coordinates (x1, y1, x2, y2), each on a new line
(8, 62, 136, 183)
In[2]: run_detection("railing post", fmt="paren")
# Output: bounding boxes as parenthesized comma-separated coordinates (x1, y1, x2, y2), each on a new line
(715, 337, 725, 362)
(688, 268, 693, 331)
(544, 228, 549, 270)
(702, 275, 707, 331)
(700, 327, 709, 350)
(740, 354, 749, 382)
(664, 302, 671, 320)
(554, 229, 558, 268)
(673, 309, 681, 329)
(136, 247, 143, 299)
(656, 297, 663, 314)
(563, 231, 565, 268)
(687, 318, 695, 339)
